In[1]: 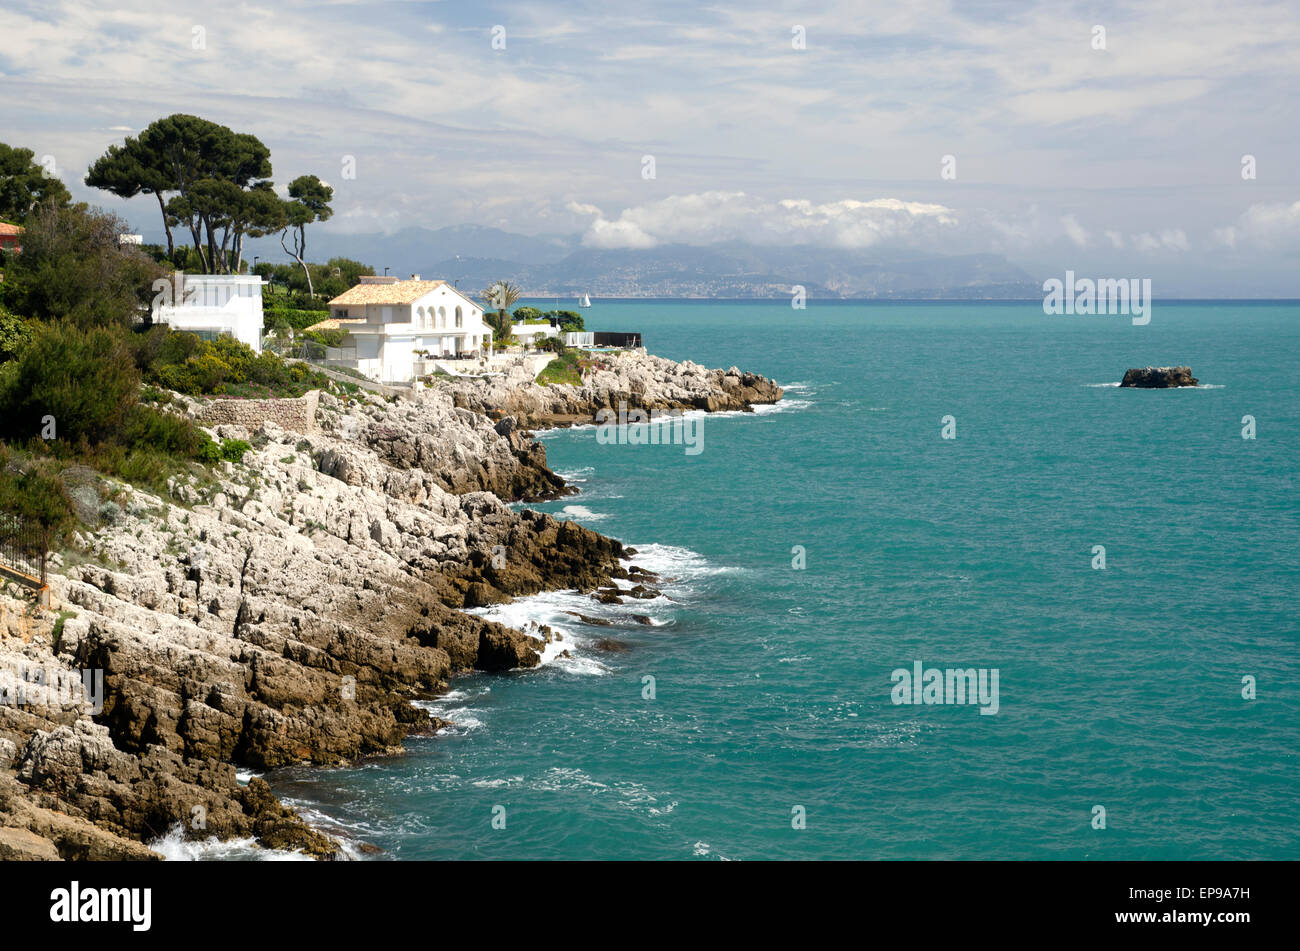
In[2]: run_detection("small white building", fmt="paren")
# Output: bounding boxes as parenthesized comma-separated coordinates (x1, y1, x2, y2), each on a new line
(513, 322, 560, 348)
(325, 276, 491, 383)
(152, 273, 266, 354)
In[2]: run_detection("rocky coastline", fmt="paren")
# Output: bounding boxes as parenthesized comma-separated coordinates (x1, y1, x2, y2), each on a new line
(0, 351, 781, 860)
(448, 350, 784, 429)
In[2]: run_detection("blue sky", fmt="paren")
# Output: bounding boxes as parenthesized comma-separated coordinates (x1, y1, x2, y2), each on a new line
(2, 0, 1298, 294)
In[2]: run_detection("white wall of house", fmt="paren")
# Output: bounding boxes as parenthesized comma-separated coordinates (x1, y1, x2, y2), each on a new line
(153, 274, 266, 353)
(514, 324, 559, 346)
(328, 281, 491, 382)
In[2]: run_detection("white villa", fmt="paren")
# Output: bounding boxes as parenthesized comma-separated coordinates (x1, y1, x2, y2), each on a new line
(152, 273, 266, 354)
(322, 276, 491, 383)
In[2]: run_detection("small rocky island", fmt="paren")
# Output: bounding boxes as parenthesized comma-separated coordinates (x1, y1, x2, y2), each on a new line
(1119, 366, 1198, 388)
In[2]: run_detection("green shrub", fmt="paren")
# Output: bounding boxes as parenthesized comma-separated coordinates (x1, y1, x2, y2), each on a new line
(1, 202, 164, 330)
(301, 328, 346, 347)
(0, 321, 140, 445)
(194, 433, 221, 463)
(0, 449, 75, 532)
(535, 350, 583, 386)
(220, 438, 251, 463)
(139, 328, 329, 398)
(261, 306, 331, 331)
(119, 404, 205, 458)
(0, 304, 33, 362)
(542, 310, 584, 332)
(537, 336, 568, 354)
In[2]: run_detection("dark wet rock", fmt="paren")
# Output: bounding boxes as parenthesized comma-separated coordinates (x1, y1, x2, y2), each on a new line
(564, 612, 614, 627)
(593, 638, 630, 653)
(476, 626, 542, 672)
(1120, 366, 1198, 388)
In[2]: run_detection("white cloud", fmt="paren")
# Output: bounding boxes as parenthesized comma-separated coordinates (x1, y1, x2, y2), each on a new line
(1213, 199, 1300, 250)
(1131, 229, 1189, 252)
(1061, 214, 1090, 247)
(576, 192, 959, 250)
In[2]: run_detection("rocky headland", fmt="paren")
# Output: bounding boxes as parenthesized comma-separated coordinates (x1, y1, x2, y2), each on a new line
(0, 351, 781, 860)
(448, 350, 784, 429)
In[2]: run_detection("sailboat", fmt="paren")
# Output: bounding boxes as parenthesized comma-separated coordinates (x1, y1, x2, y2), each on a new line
(579, 293, 592, 307)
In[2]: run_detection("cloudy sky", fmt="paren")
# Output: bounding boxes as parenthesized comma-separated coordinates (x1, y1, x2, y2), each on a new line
(2, 0, 1298, 294)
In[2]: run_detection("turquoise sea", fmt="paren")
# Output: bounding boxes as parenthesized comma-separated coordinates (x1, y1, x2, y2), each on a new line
(270, 300, 1300, 860)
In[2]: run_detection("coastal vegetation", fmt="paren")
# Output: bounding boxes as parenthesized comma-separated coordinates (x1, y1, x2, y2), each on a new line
(481, 280, 522, 344)
(0, 193, 339, 538)
(1, 202, 163, 329)
(512, 306, 585, 333)
(0, 143, 71, 221)
(83, 115, 334, 283)
(133, 328, 332, 398)
(534, 348, 610, 386)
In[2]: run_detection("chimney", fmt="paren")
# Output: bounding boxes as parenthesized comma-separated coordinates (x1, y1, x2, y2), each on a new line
(411, 274, 421, 281)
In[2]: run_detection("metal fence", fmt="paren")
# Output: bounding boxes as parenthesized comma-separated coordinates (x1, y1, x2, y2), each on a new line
(0, 515, 50, 586)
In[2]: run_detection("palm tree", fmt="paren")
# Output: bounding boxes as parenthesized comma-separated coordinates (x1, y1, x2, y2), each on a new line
(480, 280, 521, 340)
(480, 280, 521, 318)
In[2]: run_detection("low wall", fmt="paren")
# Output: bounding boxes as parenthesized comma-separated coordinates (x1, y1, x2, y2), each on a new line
(196, 389, 320, 434)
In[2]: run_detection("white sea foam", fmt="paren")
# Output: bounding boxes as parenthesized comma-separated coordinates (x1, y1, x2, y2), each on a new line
(623, 541, 710, 579)
(149, 825, 318, 861)
(459, 541, 720, 672)
(413, 697, 486, 733)
(752, 398, 812, 414)
(691, 840, 732, 860)
(1085, 381, 1222, 389)
(471, 776, 524, 789)
(555, 466, 594, 482)
(559, 504, 609, 521)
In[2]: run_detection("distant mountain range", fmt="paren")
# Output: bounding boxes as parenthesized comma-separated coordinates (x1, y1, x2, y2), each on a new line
(241, 225, 1040, 299)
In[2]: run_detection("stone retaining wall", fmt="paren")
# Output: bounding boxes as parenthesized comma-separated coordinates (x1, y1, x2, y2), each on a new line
(196, 389, 320, 434)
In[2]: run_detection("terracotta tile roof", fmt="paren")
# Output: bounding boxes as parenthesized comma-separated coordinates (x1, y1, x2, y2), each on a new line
(328, 279, 447, 306)
(0, 223, 22, 236)
(303, 317, 365, 332)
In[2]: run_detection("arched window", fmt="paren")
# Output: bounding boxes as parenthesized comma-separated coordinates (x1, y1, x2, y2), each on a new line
(438, 306, 447, 329)
(455, 306, 463, 328)
(416, 306, 426, 328)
